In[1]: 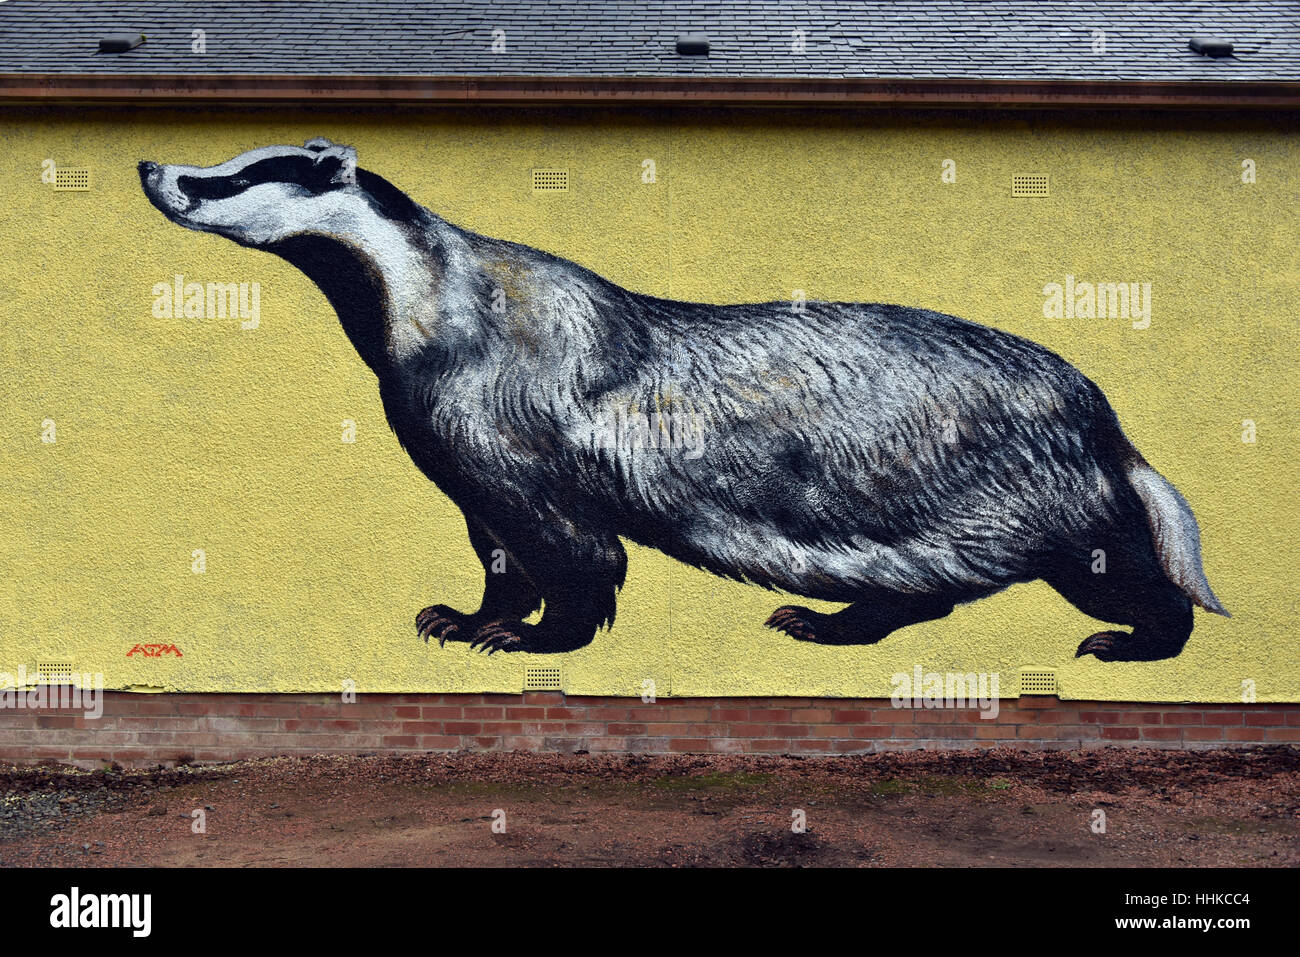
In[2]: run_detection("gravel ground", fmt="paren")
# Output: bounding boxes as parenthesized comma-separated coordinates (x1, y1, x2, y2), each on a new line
(0, 747, 1296, 867)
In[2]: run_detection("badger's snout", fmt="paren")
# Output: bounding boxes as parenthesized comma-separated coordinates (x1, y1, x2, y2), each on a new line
(137, 160, 166, 200)
(138, 160, 203, 226)
(138, 160, 177, 214)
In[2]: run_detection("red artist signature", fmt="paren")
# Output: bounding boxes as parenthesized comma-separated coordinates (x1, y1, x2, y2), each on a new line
(126, 643, 183, 658)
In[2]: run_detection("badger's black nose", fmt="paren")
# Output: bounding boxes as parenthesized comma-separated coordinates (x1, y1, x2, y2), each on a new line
(138, 160, 158, 179)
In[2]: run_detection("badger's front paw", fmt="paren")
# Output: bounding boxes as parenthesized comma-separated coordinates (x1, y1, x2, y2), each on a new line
(416, 604, 474, 646)
(469, 620, 532, 655)
(466, 619, 596, 654)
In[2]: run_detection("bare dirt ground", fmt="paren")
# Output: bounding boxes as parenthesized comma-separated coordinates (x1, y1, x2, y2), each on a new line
(1, 748, 1296, 867)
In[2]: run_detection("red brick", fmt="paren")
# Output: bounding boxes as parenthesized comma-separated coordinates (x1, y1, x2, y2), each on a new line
(420, 706, 466, 719)
(1140, 727, 1182, 741)
(1203, 712, 1244, 726)
(522, 692, 564, 705)
(543, 707, 582, 719)
(831, 709, 872, 722)
(842, 725, 895, 739)
(478, 722, 524, 735)
(791, 709, 834, 723)
(712, 708, 749, 722)
(442, 722, 481, 735)
(606, 723, 647, 735)
(1018, 695, 1062, 709)
(1100, 727, 1141, 740)
(1245, 712, 1285, 726)
(747, 708, 792, 722)
(1223, 728, 1267, 742)
(975, 724, 1018, 739)
(504, 706, 549, 720)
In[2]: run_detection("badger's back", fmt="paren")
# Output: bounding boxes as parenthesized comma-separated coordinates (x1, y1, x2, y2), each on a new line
(569, 294, 1133, 598)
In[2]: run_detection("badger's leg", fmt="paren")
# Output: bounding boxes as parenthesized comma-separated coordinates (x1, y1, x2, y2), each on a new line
(417, 517, 542, 646)
(469, 527, 627, 655)
(1045, 544, 1194, 663)
(767, 588, 959, 646)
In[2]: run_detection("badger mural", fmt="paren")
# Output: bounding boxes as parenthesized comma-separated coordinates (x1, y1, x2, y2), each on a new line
(139, 138, 1228, 661)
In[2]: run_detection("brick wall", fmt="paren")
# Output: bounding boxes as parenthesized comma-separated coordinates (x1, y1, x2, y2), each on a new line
(2, 694, 1297, 768)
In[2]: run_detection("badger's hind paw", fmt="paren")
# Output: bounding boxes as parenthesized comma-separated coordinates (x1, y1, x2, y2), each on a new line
(416, 605, 472, 646)
(1075, 629, 1188, 663)
(1075, 630, 1130, 661)
(765, 605, 823, 643)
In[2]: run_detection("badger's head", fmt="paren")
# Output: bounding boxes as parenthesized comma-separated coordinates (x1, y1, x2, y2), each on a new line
(139, 138, 396, 247)
(142, 138, 445, 371)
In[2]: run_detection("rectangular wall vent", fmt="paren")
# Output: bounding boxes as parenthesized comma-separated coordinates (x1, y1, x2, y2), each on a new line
(53, 168, 91, 191)
(35, 661, 75, 685)
(1019, 668, 1058, 696)
(532, 168, 569, 193)
(523, 666, 563, 692)
(1012, 174, 1049, 197)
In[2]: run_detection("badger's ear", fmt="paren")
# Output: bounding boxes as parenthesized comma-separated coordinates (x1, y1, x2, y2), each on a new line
(311, 143, 358, 186)
(304, 137, 334, 152)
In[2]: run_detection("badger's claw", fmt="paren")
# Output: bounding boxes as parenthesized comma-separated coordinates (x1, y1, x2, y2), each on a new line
(765, 605, 821, 642)
(1075, 630, 1128, 661)
(469, 621, 527, 655)
(416, 605, 470, 646)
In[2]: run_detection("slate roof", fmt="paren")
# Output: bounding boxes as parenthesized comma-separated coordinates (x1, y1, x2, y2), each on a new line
(0, 1, 1296, 81)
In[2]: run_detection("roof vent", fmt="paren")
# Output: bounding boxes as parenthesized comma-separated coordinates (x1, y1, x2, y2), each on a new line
(99, 33, 145, 54)
(676, 33, 710, 56)
(1188, 36, 1234, 58)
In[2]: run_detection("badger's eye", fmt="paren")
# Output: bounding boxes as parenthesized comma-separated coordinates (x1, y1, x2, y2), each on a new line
(230, 177, 250, 190)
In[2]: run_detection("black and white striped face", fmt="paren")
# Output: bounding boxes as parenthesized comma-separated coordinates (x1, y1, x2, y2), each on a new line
(139, 138, 360, 247)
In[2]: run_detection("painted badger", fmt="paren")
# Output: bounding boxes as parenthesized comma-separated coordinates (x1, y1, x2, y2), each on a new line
(140, 139, 1228, 660)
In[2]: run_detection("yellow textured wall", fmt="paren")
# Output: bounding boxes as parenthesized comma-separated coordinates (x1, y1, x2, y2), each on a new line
(1, 106, 1295, 700)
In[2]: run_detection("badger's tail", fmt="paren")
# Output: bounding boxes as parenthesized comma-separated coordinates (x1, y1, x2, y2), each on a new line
(1122, 451, 1230, 617)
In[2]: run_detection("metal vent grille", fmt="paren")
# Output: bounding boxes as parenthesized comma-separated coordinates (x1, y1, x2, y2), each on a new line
(1012, 174, 1049, 197)
(1019, 668, 1058, 696)
(532, 168, 569, 193)
(523, 666, 563, 692)
(36, 661, 75, 685)
(53, 168, 91, 191)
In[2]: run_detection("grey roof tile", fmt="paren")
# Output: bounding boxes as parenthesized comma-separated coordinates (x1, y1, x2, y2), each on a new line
(0, 1, 1294, 80)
